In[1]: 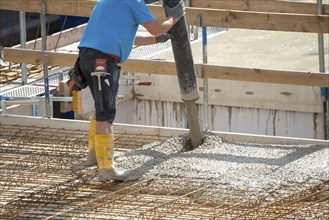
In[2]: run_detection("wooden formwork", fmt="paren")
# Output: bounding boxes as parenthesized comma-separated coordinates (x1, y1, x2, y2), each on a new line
(1, 0, 328, 32)
(1, 0, 329, 86)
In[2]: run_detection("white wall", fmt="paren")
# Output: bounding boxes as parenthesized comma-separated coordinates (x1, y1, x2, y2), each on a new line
(115, 99, 323, 140)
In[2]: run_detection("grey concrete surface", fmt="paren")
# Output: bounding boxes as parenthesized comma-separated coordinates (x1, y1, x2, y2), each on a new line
(116, 133, 329, 189)
(152, 29, 329, 72)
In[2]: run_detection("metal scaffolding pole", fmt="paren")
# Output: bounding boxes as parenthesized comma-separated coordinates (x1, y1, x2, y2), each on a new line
(196, 15, 209, 131)
(41, 1, 51, 118)
(317, 0, 328, 139)
(202, 26, 209, 130)
(19, 11, 27, 84)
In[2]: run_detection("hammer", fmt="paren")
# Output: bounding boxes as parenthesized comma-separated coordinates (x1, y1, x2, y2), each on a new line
(91, 71, 111, 111)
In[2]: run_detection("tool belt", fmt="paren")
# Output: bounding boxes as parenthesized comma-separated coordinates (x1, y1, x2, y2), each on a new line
(66, 58, 88, 91)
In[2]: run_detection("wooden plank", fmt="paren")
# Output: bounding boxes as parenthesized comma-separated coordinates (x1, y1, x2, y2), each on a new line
(121, 59, 177, 76)
(2, 0, 328, 16)
(0, 0, 94, 17)
(200, 64, 329, 88)
(13, 24, 85, 51)
(59, 80, 72, 113)
(3, 48, 329, 87)
(190, 0, 329, 15)
(185, 8, 329, 33)
(133, 74, 323, 113)
(0, 1, 328, 33)
(3, 48, 77, 67)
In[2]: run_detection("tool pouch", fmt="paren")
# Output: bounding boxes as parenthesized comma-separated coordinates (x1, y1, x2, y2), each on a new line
(67, 58, 88, 91)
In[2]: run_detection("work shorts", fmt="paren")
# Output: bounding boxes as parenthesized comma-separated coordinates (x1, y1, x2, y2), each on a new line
(78, 47, 121, 122)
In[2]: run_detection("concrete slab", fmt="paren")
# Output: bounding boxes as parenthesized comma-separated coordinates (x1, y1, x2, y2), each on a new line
(151, 29, 329, 72)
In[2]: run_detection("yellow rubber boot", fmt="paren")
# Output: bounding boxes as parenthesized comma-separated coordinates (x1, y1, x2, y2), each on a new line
(87, 119, 97, 166)
(95, 134, 130, 182)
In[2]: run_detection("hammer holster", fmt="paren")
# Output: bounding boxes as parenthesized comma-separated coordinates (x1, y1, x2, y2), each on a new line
(92, 58, 110, 111)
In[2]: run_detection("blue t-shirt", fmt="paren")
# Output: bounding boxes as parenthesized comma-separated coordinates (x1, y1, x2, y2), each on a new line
(79, 0, 155, 63)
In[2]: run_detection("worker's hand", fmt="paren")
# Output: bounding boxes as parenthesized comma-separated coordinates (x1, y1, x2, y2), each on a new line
(163, 0, 185, 23)
(155, 33, 172, 43)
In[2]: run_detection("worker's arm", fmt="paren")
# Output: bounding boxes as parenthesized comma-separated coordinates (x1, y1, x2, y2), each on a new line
(142, 17, 176, 37)
(137, 1, 185, 46)
(135, 15, 175, 46)
(134, 33, 171, 46)
(143, 0, 185, 36)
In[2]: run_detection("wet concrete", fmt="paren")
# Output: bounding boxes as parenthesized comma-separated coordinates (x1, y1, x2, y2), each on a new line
(116, 133, 329, 189)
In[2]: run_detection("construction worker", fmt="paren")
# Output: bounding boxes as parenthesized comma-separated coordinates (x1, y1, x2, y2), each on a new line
(78, 0, 185, 181)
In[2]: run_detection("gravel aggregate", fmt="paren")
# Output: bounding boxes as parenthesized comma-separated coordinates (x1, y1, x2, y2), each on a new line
(115, 133, 329, 189)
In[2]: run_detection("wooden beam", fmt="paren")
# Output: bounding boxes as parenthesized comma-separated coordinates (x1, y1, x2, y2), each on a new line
(0, 0, 95, 17)
(3, 48, 329, 87)
(0, 1, 328, 33)
(3, 48, 77, 66)
(185, 8, 329, 33)
(2, 0, 328, 16)
(59, 80, 72, 113)
(121, 59, 177, 76)
(13, 24, 85, 51)
(133, 74, 323, 113)
(190, 0, 329, 15)
(200, 65, 329, 88)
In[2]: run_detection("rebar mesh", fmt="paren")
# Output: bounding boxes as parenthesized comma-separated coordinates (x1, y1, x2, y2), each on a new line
(0, 124, 328, 219)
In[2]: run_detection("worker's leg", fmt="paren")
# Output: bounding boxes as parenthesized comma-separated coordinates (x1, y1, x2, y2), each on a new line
(96, 120, 113, 134)
(78, 48, 129, 181)
(78, 48, 98, 166)
(95, 121, 130, 182)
